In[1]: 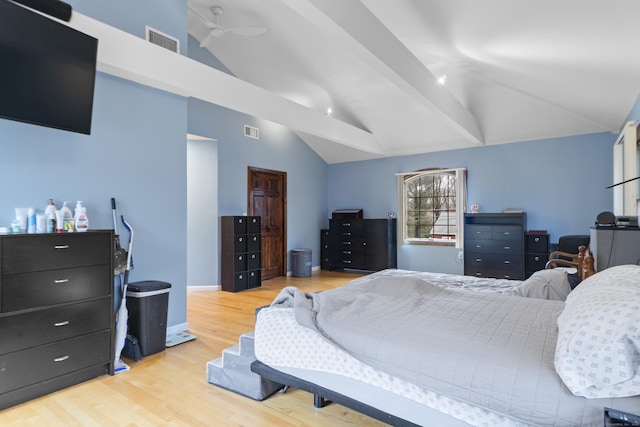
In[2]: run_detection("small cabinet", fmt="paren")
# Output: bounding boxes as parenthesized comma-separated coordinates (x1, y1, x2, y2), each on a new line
(328, 219, 396, 271)
(221, 216, 262, 292)
(464, 213, 526, 280)
(525, 233, 549, 277)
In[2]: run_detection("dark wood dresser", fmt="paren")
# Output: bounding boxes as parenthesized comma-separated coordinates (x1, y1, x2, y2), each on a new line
(464, 213, 526, 280)
(328, 218, 397, 271)
(0, 230, 114, 410)
(221, 216, 262, 292)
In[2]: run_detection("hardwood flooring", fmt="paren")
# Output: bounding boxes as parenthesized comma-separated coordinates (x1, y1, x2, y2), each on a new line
(0, 270, 389, 426)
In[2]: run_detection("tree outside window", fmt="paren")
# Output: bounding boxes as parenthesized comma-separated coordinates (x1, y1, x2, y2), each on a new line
(400, 168, 466, 247)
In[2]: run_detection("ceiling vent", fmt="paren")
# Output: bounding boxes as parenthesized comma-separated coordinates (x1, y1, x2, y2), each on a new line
(146, 26, 180, 53)
(244, 124, 259, 139)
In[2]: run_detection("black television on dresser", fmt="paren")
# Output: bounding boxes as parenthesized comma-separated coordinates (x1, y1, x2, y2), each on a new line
(0, 0, 98, 134)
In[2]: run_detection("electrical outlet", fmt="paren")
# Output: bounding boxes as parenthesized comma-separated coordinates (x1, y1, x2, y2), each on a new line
(457, 250, 464, 260)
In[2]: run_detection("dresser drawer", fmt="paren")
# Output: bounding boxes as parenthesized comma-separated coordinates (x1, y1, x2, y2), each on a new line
(247, 252, 260, 270)
(465, 239, 522, 255)
(526, 253, 547, 271)
(492, 226, 522, 241)
(2, 233, 111, 274)
(233, 235, 247, 253)
(247, 234, 261, 252)
(2, 264, 111, 312)
(465, 253, 522, 270)
(0, 330, 111, 394)
(0, 298, 110, 355)
(466, 266, 523, 280)
(465, 225, 493, 240)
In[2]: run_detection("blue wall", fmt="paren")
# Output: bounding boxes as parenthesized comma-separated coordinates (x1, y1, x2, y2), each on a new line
(0, 0, 189, 328)
(187, 34, 329, 275)
(328, 132, 618, 274)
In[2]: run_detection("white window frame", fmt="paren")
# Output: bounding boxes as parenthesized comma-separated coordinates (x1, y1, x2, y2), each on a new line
(397, 168, 467, 248)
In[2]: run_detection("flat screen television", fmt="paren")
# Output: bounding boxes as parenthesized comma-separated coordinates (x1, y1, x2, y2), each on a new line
(0, 0, 98, 135)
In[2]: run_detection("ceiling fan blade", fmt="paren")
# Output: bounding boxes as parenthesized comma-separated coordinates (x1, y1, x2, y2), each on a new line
(227, 26, 268, 37)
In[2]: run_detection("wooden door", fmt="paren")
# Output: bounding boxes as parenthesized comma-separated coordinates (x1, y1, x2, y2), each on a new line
(248, 167, 286, 280)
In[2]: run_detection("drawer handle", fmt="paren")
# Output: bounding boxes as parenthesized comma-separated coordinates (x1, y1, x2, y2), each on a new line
(54, 245, 69, 250)
(54, 355, 70, 362)
(534, 256, 540, 261)
(503, 232, 511, 235)
(475, 231, 482, 234)
(54, 279, 69, 284)
(475, 258, 482, 262)
(343, 223, 351, 227)
(504, 246, 511, 250)
(343, 232, 351, 236)
(504, 260, 511, 264)
(343, 242, 351, 245)
(534, 237, 540, 242)
(343, 260, 351, 264)
(475, 244, 482, 248)
(54, 321, 70, 327)
(342, 251, 351, 254)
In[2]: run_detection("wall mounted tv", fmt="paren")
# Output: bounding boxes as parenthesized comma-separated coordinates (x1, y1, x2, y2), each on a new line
(0, 0, 98, 135)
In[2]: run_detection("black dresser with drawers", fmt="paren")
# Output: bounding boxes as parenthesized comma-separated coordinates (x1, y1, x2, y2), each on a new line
(328, 218, 397, 272)
(464, 213, 526, 280)
(221, 216, 262, 292)
(0, 230, 114, 410)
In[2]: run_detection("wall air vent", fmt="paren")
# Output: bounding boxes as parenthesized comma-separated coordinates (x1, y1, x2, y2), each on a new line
(146, 26, 180, 53)
(244, 125, 260, 139)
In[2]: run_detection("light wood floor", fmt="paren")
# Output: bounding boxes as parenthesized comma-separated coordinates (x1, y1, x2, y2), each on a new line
(0, 270, 390, 426)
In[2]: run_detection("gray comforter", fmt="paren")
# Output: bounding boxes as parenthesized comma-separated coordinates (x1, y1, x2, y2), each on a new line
(272, 274, 640, 427)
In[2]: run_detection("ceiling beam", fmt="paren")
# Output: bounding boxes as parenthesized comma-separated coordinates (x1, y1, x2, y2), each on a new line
(65, 11, 387, 157)
(281, 0, 485, 146)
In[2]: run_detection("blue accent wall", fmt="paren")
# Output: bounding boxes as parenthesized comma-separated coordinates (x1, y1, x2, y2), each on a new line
(328, 132, 617, 274)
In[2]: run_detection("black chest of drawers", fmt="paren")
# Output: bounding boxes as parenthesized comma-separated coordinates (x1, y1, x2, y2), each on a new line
(464, 213, 526, 280)
(221, 216, 262, 292)
(0, 231, 114, 410)
(328, 219, 397, 271)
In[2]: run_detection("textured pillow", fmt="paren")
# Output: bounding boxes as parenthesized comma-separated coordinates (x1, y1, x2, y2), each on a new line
(514, 269, 572, 300)
(555, 264, 640, 398)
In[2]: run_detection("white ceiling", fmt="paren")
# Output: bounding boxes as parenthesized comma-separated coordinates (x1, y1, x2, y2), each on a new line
(187, 0, 640, 163)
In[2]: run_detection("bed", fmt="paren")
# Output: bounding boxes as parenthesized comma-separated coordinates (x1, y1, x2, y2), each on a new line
(251, 255, 640, 426)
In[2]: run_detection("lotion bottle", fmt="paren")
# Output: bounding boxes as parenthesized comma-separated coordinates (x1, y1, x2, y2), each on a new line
(74, 201, 89, 232)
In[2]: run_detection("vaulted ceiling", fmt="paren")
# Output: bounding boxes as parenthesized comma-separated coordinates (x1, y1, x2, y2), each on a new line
(187, 0, 640, 163)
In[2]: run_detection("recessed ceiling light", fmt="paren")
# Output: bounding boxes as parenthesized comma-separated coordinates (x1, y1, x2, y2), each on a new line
(326, 107, 333, 116)
(437, 75, 447, 86)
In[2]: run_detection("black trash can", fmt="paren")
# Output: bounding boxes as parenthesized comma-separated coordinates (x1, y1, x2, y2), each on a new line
(291, 248, 312, 277)
(126, 280, 171, 357)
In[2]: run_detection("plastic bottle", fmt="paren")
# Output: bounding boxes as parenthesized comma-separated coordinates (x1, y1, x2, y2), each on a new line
(44, 199, 57, 233)
(74, 201, 89, 232)
(60, 201, 73, 232)
(27, 208, 36, 234)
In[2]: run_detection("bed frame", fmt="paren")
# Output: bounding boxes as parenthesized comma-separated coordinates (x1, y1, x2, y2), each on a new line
(252, 253, 599, 426)
(251, 361, 420, 426)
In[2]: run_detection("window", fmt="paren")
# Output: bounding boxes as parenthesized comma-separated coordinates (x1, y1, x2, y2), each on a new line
(397, 168, 466, 248)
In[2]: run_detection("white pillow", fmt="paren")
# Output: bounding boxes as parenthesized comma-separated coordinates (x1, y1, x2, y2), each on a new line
(555, 264, 640, 398)
(514, 269, 572, 300)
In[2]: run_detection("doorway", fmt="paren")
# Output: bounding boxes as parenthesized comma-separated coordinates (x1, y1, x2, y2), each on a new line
(247, 167, 287, 280)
